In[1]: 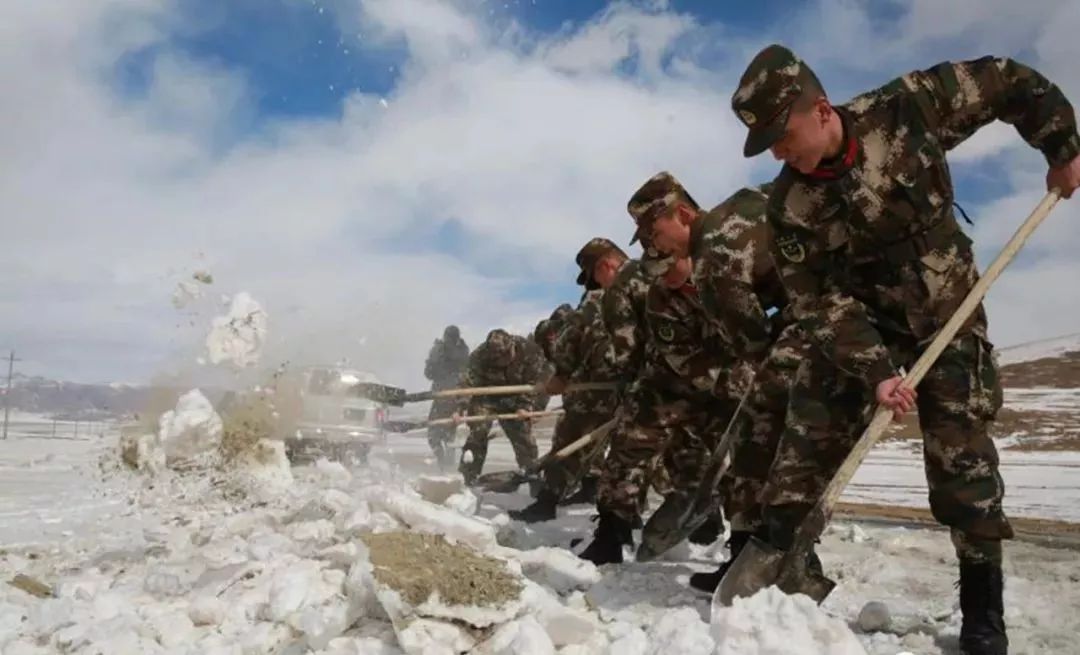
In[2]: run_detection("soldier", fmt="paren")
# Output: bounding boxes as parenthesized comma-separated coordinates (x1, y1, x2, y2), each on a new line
(511, 239, 625, 523)
(574, 239, 652, 563)
(625, 173, 804, 590)
(423, 325, 470, 470)
(579, 246, 745, 565)
(456, 328, 551, 485)
(731, 44, 1080, 654)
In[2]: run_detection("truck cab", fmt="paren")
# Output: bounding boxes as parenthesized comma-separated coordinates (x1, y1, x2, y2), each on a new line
(285, 366, 387, 464)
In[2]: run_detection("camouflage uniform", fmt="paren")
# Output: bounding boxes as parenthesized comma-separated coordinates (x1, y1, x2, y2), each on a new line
(423, 326, 470, 465)
(544, 289, 620, 499)
(627, 174, 796, 533)
(597, 277, 744, 524)
(734, 46, 1080, 563)
(457, 329, 551, 483)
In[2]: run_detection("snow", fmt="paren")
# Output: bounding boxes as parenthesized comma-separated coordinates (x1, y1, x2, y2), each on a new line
(2, 424, 1079, 655)
(171, 280, 202, 309)
(712, 587, 867, 655)
(156, 389, 223, 464)
(205, 292, 269, 368)
(998, 332, 1080, 364)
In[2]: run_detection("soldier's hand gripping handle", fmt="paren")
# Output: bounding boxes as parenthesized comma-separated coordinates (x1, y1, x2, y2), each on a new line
(1047, 154, 1080, 199)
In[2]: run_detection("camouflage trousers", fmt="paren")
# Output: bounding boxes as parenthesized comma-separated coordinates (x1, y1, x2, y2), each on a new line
(427, 397, 457, 457)
(543, 390, 617, 499)
(597, 388, 736, 524)
(718, 324, 811, 532)
(458, 401, 539, 483)
(760, 331, 1011, 563)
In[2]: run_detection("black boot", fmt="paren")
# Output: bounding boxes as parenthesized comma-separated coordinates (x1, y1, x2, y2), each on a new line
(508, 489, 559, 523)
(560, 476, 598, 505)
(579, 512, 633, 565)
(959, 560, 1008, 655)
(688, 514, 723, 546)
(689, 530, 754, 593)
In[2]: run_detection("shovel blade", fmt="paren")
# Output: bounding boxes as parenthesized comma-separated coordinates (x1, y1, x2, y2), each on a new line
(711, 536, 784, 610)
(472, 470, 530, 493)
(636, 493, 701, 562)
(711, 537, 838, 614)
(351, 382, 407, 406)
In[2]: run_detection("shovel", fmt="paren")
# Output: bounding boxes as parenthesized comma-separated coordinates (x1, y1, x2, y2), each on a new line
(352, 381, 618, 407)
(714, 190, 1062, 610)
(472, 417, 619, 493)
(636, 381, 754, 561)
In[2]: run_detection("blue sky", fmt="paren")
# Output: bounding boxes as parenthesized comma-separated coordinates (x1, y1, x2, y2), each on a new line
(3, 0, 1079, 384)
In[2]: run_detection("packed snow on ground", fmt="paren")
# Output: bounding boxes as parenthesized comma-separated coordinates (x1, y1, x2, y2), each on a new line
(2, 426, 1079, 655)
(205, 292, 268, 368)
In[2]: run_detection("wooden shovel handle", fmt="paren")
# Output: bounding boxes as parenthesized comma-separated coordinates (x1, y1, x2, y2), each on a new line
(813, 190, 1062, 527)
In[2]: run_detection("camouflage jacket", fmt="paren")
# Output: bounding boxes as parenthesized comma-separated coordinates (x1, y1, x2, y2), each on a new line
(589, 259, 651, 379)
(638, 281, 741, 403)
(769, 57, 1080, 386)
(551, 290, 620, 382)
(689, 185, 787, 364)
(458, 335, 551, 412)
(424, 336, 470, 390)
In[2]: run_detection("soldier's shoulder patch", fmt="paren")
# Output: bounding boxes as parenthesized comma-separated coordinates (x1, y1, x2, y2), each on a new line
(776, 233, 806, 263)
(657, 324, 676, 342)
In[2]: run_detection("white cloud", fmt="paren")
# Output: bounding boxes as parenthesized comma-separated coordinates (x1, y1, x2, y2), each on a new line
(1, 0, 1079, 389)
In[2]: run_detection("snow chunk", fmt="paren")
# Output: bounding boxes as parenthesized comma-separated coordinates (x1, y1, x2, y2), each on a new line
(493, 545, 600, 594)
(188, 594, 226, 626)
(361, 487, 497, 551)
(227, 439, 294, 500)
(711, 587, 867, 655)
(172, 280, 201, 308)
(646, 607, 714, 655)
(316, 458, 353, 486)
(206, 292, 269, 368)
(396, 617, 477, 654)
(150, 389, 221, 466)
(475, 615, 555, 654)
(856, 600, 892, 633)
(443, 490, 478, 516)
(413, 475, 466, 504)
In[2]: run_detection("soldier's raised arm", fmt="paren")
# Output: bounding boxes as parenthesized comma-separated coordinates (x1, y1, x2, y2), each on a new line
(900, 56, 1080, 195)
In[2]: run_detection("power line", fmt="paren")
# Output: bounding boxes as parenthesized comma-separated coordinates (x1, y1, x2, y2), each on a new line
(2, 351, 21, 440)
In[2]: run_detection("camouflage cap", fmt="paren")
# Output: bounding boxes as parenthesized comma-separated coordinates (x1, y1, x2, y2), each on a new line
(732, 44, 823, 158)
(532, 304, 574, 347)
(575, 237, 626, 289)
(485, 328, 515, 358)
(626, 171, 699, 245)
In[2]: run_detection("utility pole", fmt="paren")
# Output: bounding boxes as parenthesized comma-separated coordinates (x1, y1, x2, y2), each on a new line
(2, 351, 19, 440)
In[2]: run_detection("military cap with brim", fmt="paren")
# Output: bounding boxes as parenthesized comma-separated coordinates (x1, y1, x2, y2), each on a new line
(732, 44, 822, 157)
(626, 171, 698, 245)
(575, 237, 625, 288)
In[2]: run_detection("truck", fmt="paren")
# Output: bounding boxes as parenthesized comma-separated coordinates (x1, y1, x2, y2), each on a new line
(283, 365, 388, 465)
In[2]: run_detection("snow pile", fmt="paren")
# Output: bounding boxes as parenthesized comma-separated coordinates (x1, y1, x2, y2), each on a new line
(711, 586, 868, 655)
(159, 389, 223, 463)
(126, 389, 223, 472)
(205, 292, 268, 368)
(226, 438, 294, 501)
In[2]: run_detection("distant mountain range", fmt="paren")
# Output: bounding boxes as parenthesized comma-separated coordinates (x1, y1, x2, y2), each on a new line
(1, 373, 225, 420)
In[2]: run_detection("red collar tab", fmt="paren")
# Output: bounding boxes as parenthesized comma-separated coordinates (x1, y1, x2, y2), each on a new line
(807, 133, 857, 180)
(679, 283, 698, 297)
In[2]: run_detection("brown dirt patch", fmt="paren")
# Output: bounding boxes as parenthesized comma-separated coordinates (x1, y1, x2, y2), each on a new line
(361, 531, 522, 608)
(999, 351, 1080, 388)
